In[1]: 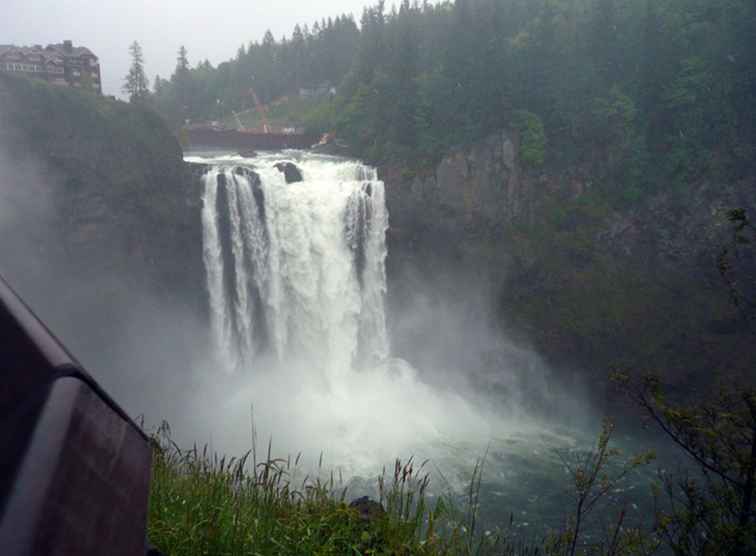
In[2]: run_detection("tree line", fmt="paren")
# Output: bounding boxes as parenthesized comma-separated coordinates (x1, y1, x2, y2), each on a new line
(127, 0, 755, 202)
(123, 16, 360, 127)
(328, 0, 755, 199)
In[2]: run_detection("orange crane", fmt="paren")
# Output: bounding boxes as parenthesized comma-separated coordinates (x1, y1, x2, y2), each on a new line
(248, 87, 270, 133)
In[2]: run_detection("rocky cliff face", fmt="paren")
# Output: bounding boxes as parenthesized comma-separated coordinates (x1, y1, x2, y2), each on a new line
(382, 130, 756, 392)
(384, 131, 523, 254)
(0, 75, 207, 405)
(0, 75, 204, 311)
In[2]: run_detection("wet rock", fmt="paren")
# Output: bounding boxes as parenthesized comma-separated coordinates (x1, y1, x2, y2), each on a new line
(349, 496, 385, 523)
(234, 166, 258, 177)
(238, 149, 257, 158)
(232, 166, 261, 185)
(184, 161, 212, 183)
(274, 161, 303, 184)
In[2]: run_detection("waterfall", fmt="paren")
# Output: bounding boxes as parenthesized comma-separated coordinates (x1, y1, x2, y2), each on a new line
(190, 152, 504, 475)
(199, 154, 389, 378)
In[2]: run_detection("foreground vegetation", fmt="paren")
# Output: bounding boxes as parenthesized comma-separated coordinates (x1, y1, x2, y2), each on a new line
(148, 423, 514, 555)
(147, 407, 750, 555)
(148, 382, 756, 555)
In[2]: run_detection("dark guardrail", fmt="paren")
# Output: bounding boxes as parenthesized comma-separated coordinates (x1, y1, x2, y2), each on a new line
(0, 273, 155, 555)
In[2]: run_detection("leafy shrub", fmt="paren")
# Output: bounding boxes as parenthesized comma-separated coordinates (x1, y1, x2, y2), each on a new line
(513, 110, 546, 169)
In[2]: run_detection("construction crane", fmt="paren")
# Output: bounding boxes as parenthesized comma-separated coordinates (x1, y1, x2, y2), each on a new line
(231, 110, 244, 131)
(248, 87, 270, 134)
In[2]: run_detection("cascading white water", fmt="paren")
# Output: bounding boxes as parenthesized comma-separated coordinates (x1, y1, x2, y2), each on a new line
(199, 153, 388, 380)
(187, 152, 584, 524)
(192, 152, 499, 467)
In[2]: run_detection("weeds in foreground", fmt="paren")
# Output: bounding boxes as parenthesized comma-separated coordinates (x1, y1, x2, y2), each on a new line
(147, 422, 542, 555)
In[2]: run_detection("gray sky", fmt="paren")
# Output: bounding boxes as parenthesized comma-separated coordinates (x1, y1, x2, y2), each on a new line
(1, 0, 375, 97)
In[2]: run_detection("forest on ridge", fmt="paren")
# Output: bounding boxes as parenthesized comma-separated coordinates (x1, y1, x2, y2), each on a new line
(148, 0, 755, 210)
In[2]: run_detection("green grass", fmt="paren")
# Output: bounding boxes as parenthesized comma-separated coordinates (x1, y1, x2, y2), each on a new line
(147, 424, 538, 555)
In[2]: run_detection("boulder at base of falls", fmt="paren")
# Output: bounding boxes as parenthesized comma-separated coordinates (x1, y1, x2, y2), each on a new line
(274, 161, 303, 184)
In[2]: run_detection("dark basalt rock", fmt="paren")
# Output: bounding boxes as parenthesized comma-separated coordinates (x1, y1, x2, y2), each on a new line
(232, 165, 258, 179)
(238, 149, 257, 158)
(274, 161, 303, 184)
(184, 161, 212, 183)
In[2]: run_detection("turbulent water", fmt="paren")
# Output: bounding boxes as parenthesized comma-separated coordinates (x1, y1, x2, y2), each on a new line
(199, 154, 388, 377)
(187, 151, 509, 465)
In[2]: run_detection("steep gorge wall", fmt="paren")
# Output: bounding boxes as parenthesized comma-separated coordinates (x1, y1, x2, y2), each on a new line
(0, 75, 204, 309)
(0, 75, 206, 402)
(382, 130, 756, 392)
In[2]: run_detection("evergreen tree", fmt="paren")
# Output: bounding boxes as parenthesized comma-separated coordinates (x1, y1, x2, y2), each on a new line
(123, 41, 150, 102)
(173, 45, 192, 119)
(177, 45, 189, 73)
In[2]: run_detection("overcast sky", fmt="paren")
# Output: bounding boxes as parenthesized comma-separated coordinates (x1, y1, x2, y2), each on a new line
(1, 0, 376, 97)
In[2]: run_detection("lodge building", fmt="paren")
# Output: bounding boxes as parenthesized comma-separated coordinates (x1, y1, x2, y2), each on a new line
(0, 41, 101, 93)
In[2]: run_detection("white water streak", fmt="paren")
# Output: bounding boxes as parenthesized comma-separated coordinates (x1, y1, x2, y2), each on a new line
(200, 154, 389, 383)
(201, 169, 232, 367)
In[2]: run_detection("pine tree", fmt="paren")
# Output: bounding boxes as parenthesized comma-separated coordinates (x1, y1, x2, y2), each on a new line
(123, 41, 150, 102)
(173, 46, 192, 119)
(177, 45, 189, 73)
